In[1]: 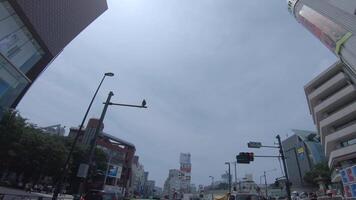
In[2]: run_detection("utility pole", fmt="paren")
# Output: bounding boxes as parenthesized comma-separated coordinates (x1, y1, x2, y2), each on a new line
(264, 171, 268, 198)
(276, 135, 291, 200)
(233, 162, 237, 191)
(80, 91, 114, 195)
(225, 162, 231, 193)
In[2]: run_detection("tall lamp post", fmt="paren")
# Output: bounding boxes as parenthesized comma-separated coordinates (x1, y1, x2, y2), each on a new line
(225, 162, 231, 193)
(52, 72, 114, 200)
(82, 91, 147, 195)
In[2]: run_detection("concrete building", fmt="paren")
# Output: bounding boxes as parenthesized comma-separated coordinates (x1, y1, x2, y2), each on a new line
(68, 118, 136, 195)
(41, 124, 65, 136)
(288, 0, 356, 81)
(282, 129, 325, 189)
(144, 180, 156, 198)
(180, 153, 192, 193)
(130, 156, 146, 196)
(0, 0, 108, 118)
(163, 169, 184, 198)
(304, 61, 356, 183)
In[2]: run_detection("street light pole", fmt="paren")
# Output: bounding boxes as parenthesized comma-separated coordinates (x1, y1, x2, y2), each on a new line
(225, 162, 231, 193)
(52, 72, 114, 200)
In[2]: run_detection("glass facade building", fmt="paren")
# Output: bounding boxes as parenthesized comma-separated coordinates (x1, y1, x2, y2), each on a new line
(0, 1, 44, 118)
(0, 0, 108, 118)
(282, 129, 326, 189)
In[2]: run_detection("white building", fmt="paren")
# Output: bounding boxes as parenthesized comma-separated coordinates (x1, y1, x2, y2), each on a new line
(304, 61, 356, 183)
(163, 169, 184, 198)
(41, 124, 65, 136)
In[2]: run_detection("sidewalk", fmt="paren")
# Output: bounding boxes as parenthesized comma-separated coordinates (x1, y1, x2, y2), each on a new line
(0, 186, 73, 199)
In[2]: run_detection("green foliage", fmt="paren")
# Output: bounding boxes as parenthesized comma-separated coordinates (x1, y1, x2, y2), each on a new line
(0, 110, 107, 186)
(303, 162, 331, 186)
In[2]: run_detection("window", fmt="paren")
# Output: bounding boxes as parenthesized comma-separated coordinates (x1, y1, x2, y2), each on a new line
(0, 53, 29, 114)
(0, 1, 44, 73)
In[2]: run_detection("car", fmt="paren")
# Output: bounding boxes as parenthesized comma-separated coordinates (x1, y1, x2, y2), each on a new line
(229, 193, 261, 200)
(84, 190, 124, 200)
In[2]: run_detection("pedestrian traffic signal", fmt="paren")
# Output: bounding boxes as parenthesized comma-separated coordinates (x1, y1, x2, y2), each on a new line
(236, 152, 254, 164)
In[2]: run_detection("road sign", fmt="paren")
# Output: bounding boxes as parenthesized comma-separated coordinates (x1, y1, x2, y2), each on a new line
(248, 142, 262, 148)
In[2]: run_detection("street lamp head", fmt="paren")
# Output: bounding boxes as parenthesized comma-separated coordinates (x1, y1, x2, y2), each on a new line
(225, 162, 229, 165)
(104, 72, 115, 77)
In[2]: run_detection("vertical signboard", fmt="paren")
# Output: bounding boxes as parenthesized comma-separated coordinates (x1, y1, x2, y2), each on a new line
(107, 165, 123, 178)
(340, 165, 356, 198)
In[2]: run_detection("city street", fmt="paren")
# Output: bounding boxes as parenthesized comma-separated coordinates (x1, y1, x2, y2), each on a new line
(1, 0, 356, 199)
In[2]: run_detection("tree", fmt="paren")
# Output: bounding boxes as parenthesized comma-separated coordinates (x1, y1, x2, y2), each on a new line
(303, 162, 331, 186)
(0, 110, 107, 192)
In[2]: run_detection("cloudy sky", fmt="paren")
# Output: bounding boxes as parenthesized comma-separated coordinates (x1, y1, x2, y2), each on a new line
(17, 0, 337, 187)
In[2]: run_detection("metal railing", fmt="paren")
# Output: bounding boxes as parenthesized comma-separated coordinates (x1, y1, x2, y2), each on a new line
(0, 194, 73, 200)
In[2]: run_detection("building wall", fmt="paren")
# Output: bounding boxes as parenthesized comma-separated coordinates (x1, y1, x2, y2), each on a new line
(327, 0, 356, 15)
(11, 0, 108, 56)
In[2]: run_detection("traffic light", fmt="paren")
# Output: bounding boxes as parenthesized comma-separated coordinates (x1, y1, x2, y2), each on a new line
(236, 152, 254, 164)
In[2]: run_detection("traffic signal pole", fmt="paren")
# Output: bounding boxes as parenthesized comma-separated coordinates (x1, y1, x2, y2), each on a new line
(276, 135, 291, 200)
(247, 138, 291, 200)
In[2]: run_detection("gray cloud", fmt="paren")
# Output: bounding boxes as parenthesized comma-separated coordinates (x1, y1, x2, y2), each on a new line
(18, 0, 337, 186)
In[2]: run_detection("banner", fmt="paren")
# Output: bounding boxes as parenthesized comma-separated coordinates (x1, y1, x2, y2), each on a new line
(340, 165, 356, 198)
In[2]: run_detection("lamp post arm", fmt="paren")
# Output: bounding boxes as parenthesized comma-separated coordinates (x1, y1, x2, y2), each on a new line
(108, 102, 147, 108)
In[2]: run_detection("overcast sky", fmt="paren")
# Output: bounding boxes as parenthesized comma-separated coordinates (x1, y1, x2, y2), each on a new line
(17, 0, 337, 187)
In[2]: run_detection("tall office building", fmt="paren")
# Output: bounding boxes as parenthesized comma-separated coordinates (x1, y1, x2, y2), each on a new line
(0, 0, 108, 118)
(288, 0, 356, 81)
(180, 153, 192, 193)
(304, 61, 356, 194)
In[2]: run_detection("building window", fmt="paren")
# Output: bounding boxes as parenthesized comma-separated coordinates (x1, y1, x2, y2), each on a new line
(0, 1, 45, 74)
(0, 53, 29, 116)
(340, 138, 356, 148)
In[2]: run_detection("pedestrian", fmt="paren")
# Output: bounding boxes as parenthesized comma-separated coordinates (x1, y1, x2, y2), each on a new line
(25, 182, 32, 193)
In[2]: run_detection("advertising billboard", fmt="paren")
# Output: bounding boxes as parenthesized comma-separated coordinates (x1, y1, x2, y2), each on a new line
(107, 165, 123, 178)
(340, 165, 356, 198)
(180, 163, 191, 173)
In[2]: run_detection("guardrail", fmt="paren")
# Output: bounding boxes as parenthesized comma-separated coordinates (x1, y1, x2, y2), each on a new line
(0, 194, 73, 200)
